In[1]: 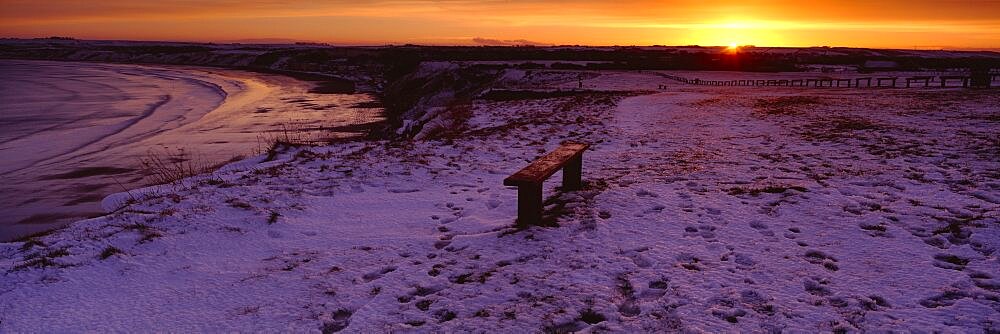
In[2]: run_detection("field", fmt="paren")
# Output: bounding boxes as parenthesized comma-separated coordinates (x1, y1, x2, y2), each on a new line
(2, 68, 999, 332)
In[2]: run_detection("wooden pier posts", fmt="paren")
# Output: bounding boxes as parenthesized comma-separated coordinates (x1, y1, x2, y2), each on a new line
(905, 76, 933, 88)
(659, 72, 994, 90)
(875, 77, 897, 88)
(970, 67, 992, 88)
(939, 76, 970, 88)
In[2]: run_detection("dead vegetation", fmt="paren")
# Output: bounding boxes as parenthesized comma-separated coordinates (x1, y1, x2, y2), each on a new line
(794, 114, 886, 143)
(753, 96, 822, 116)
(830, 118, 880, 132)
(12, 248, 70, 271)
(727, 183, 808, 196)
(99, 246, 123, 260)
(256, 123, 326, 161)
(138, 147, 215, 186)
(137, 121, 331, 186)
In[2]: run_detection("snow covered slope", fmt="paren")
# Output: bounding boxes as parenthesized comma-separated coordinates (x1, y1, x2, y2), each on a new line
(2, 70, 998, 332)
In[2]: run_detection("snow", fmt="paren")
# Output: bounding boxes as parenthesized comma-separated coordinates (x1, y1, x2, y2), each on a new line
(2, 68, 999, 332)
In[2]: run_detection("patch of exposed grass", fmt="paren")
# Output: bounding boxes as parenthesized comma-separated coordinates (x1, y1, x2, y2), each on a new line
(831, 118, 879, 132)
(13, 248, 69, 271)
(138, 230, 163, 243)
(99, 246, 123, 260)
(727, 184, 808, 196)
(753, 96, 822, 116)
(798, 116, 886, 143)
(19, 238, 45, 251)
(138, 147, 213, 186)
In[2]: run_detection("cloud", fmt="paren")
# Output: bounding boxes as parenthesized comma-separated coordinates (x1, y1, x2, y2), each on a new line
(472, 37, 550, 46)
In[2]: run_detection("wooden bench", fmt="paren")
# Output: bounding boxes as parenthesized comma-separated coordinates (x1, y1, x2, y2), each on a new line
(504, 142, 589, 227)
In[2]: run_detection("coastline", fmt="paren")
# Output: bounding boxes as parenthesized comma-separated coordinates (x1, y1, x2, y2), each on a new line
(0, 60, 383, 241)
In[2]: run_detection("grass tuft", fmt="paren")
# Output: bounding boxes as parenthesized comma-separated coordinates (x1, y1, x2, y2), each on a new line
(138, 147, 212, 185)
(99, 246, 123, 260)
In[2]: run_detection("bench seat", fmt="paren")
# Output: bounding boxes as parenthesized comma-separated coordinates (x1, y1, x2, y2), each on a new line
(504, 142, 589, 227)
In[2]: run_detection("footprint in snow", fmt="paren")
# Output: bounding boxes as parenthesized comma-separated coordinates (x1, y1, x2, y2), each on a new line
(968, 271, 1000, 291)
(636, 189, 659, 197)
(624, 250, 655, 268)
(859, 295, 891, 310)
(803, 277, 832, 296)
(919, 288, 967, 308)
(639, 204, 666, 215)
(706, 295, 750, 323)
(803, 250, 839, 271)
(320, 309, 352, 333)
(859, 221, 890, 237)
(783, 227, 801, 239)
(612, 275, 642, 317)
(362, 266, 397, 282)
(485, 199, 501, 209)
(931, 254, 968, 271)
(733, 253, 755, 267)
(676, 253, 702, 271)
(433, 240, 451, 250)
(545, 309, 607, 332)
(749, 221, 775, 237)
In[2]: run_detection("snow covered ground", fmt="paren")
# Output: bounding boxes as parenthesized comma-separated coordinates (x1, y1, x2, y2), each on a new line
(0, 60, 381, 241)
(1, 69, 998, 332)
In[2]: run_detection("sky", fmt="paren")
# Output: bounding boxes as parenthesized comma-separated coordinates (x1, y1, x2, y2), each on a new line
(1, 0, 999, 50)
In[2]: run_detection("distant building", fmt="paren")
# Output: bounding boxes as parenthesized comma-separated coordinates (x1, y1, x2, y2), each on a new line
(862, 60, 899, 71)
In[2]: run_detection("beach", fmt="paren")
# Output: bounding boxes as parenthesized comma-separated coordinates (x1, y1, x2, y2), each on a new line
(0, 60, 381, 241)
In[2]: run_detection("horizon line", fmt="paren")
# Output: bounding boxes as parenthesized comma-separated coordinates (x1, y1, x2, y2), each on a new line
(4, 36, 999, 53)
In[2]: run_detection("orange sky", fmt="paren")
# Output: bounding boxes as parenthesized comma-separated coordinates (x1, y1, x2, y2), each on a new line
(1, 0, 998, 49)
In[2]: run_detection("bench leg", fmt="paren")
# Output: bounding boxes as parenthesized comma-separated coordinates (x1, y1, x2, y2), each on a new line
(517, 183, 543, 227)
(562, 155, 583, 190)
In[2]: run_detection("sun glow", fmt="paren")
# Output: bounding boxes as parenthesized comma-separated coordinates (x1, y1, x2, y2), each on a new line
(0, 1, 998, 49)
(680, 20, 787, 48)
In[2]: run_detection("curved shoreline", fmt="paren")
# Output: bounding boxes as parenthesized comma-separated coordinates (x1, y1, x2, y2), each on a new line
(0, 60, 382, 241)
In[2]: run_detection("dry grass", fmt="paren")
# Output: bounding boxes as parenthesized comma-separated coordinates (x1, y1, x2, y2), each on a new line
(13, 248, 70, 271)
(139, 122, 324, 185)
(753, 96, 822, 116)
(255, 123, 321, 161)
(138, 147, 214, 186)
(727, 183, 808, 196)
(99, 246, 123, 260)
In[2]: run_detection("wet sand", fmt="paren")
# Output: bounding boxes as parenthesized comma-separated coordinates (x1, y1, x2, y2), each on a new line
(0, 60, 382, 240)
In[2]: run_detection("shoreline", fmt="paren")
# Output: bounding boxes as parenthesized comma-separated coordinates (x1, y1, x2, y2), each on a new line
(0, 60, 383, 241)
